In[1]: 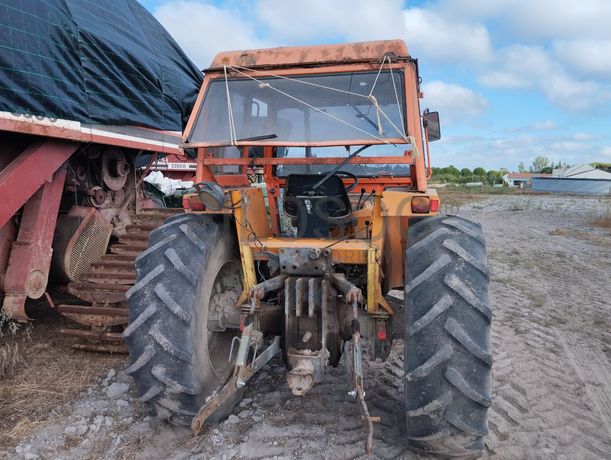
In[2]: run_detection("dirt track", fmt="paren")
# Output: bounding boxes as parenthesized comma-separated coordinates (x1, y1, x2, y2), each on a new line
(2, 194, 610, 459)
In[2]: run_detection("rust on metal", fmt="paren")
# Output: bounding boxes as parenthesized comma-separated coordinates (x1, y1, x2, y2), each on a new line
(0, 139, 77, 229)
(52, 206, 113, 283)
(332, 273, 363, 304)
(2, 165, 68, 320)
(72, 343, 128, 354)
(58, 305, 128, 328)
(209, 40, 410, 70)
(191, 336, 281, 435)
(59, 328, 124, 342)
(58, 208, 184, 350)
(199, 153, 413, 165)
(250, 274, 288, 300)
(43, 291, 56, 309)
(58, 305, 129, 317)
(0, 115, 184, 155)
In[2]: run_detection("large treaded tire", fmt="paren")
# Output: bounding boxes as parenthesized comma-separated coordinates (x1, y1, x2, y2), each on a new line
(404, 215, 492, 456)
(123, 214, 242, 425)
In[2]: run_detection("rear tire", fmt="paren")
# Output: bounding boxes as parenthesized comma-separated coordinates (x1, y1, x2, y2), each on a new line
(124, 214, 243, 425)
(404, 215, 491, 456)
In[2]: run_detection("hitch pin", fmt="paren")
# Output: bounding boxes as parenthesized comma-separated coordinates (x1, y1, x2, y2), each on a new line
(228, 336, 241, 362)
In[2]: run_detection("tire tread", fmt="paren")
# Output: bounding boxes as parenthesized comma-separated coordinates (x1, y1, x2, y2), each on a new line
(404, 215, 491, 456)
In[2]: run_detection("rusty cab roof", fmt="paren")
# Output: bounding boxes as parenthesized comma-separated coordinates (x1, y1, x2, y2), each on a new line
(207, 40, 410, 71)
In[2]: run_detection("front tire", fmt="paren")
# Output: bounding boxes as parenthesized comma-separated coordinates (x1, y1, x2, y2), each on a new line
(123, 214, 243, 425)
(404, 215, 492, 456)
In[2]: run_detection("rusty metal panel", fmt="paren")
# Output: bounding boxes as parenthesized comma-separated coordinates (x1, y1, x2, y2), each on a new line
(210, 40, 410, 69)
(2, 167, 68, 320)
(0, 139, 78, 228)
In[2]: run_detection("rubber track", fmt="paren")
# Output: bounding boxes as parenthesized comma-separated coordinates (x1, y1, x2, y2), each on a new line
(404, 215, 492, 456)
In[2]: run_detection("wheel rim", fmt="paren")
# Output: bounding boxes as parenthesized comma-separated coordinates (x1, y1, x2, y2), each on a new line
(206, 258, 242, 383)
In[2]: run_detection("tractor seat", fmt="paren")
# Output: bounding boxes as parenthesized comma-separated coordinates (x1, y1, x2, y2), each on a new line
(283, 174, 353, 237)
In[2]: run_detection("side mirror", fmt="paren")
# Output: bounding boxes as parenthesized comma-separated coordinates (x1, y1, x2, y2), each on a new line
(423, 110, 441, 142)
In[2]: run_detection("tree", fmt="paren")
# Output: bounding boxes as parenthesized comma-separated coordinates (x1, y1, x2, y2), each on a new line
(442, 165, 460, 176)
(531, 156, 550, 173)
(539, 166, 553, 174)
(487, 170, 501, 184)
(473, 167, 486, 176)
(518, 162, 526, 173)
(460, 168, 472, 176)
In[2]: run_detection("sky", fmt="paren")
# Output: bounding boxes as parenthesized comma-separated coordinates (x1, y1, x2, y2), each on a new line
(141, 0, 611, 171)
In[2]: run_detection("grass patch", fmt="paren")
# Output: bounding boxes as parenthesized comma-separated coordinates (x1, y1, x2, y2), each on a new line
(0, 311, 124, 448)
(590, 202, 611, 229)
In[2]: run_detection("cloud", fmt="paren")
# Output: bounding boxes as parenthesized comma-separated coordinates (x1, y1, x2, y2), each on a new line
(255, 1, 492, 64)
(553, 40, 611, 79)
(432, 131, 608, 170)
(439, 0, 611, 41)
(500, 1, 611, 41)
(532, 120, 556, 130)
(255, 0, 405, 42)
(421, 81, 489, 123)
(156, 0, 494, 67)
(571, 132, 595, 141)
(478, 44, 611, 111)
(154, 1, 271, 68)
(505, 120, 557, 133)
(403, 8, 492, 63)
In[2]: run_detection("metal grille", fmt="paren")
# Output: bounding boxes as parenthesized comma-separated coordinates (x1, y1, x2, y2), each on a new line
(66, 212, 112, 280)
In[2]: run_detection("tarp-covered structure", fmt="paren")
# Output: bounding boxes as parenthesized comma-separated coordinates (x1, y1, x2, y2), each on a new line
(0, 0, 203, 131)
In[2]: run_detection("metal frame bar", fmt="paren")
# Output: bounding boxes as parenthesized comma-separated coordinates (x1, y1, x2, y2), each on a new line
(2, 166, 68, 320)
(0, 116, 183, 155)
(200, 154, 413, 166)
(0, 139, 78, 228)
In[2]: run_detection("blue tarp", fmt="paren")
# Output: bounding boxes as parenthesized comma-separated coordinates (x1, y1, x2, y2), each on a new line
(0, 0, 202, 131)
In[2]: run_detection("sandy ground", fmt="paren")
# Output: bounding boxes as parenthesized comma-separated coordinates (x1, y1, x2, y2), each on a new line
(1, 193, 610, 459)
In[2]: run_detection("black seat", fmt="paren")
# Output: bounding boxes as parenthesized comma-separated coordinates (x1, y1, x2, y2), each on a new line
(283, 174, 352, 237)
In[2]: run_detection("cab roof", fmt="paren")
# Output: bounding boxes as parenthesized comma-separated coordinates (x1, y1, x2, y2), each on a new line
(208, 39, 410, 70)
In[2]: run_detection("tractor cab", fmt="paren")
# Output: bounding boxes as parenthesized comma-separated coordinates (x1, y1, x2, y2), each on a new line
(182, 40, 440, 242)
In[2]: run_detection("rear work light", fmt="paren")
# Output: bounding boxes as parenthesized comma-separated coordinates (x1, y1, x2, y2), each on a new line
(411, 196, 430, 213)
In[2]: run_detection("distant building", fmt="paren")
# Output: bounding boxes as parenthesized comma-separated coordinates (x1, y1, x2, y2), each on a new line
(551, 164, 611, 179)
(503, 172, 551, 188)
(533, 164, 611, 195)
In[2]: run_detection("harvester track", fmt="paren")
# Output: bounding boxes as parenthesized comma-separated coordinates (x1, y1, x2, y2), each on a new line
(58, 208, 182, 352)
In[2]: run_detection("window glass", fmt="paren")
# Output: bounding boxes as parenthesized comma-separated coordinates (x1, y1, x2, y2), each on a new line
(188, 71, 406, 145)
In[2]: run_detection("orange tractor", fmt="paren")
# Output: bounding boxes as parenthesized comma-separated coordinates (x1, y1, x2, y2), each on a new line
(124, 40, 491, 456)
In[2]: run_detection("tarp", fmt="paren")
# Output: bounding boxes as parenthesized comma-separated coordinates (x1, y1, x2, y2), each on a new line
(0, 0, 202, 131)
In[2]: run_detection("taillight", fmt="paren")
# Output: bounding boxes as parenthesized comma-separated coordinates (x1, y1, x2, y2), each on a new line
(430, 199, 440, 213)
(376, 322, 387, 341)
(411, 196, 430, 213)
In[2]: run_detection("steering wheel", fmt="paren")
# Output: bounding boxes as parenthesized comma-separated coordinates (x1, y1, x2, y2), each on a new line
(334, 170, 359, 192)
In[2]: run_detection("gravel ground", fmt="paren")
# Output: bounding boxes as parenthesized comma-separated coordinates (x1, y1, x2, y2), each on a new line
(2, 193, 610, 459)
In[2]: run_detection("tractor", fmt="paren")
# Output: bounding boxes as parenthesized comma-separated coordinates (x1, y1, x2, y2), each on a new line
(123, 40, 491, 456)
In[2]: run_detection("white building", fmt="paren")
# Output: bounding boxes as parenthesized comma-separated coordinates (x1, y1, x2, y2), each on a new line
(533, 164, 611, 195)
